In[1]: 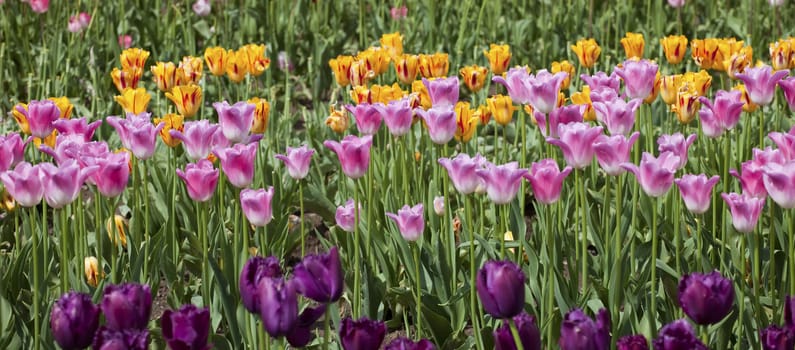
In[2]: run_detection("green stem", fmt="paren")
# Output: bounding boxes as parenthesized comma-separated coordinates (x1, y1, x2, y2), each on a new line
(353, 181, 361, 318)
(300, 180, 305, 256)
(143, 159, 150, 280)
(697, 216, 703, 271)
(95, 190, 102, 276)
(769, 205, 777, 318)
(674, 195, 682, 277)
(650, 196, 659, 338)
(171, 148, 178, 268)
(414, 243, 422, 339)
(466, 196, 484, 350)
(545, 204, 556, 350)
(509, 318, 526, 350)
(753, 227, 762, 342)
(324, 307, 331, 350)
(29, 208, 40, 350)
(60, 208, 69, 293)
(579, 169, 588, 292)
(202, 201, 210, 307)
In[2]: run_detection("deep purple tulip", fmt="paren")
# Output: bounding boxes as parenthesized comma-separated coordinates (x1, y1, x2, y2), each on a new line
(240, 187, 275, 227)
(674, 174, 720, 214)
(657, 133, 697, 170)
(678, 270, 734, 325)
(415, 106, 457, 145)
(769, 127, 795, 162)
(761, 325, 795, 350)
(292, 247, 344, 303)
(617, 334, 649, 350)
(258, 277, 298, 338)
(621, 152, 680, 197)
(170, 120, 221, 161)
(106, 113, 165, 160)
(385, 337, 437, 350)
(581, 71, 621, 95)
(324, 135, 374, 179)
(176, 159, 219, 202)
(386, 204, 425, 241)
(0, 133, 28, 172)
(90, 151, 130, 198)
(476, 260, 525, 319)
(335, 199, 358, 232)
(547, 122, 604, 169)
(698, 90, 744, 138)
(275, 144, 315, 180)
(785, 295, 795, 328)
(492, 67, 534, 104)
(92, 328, 150, 350)
(438, 153, 487, 195)
(493, 312, 541, 350)
(53, 117, 102, 144)
(534, 104, 584, 139)
(161, 304, 211, 350)
(50, 292, 100, 350)
(214, 142, 257, 188)
(762, 161, 795, 208)
(239, 256, 282, 314)
(780, 77, 795, 112)
(722, 192, 766, 233)
(286, 305, 328, 347)
(559, 308, 610, 350)
(346, 103, 383, 135)
(524, 158, 572, 205)
(593, 132, 640, 176)
(593, 98, 642, 136)
(214, 100, 256, 143)
(422, 77, 460, 108)
(39, 159, 98, 209)
(476, 161, 528, 204)
(339, 317, 387, 350)
(374, 97, 414, 137)
(22, 99, 60, 138)
(734, 65, 789, 106)
(101, 283, 152, 331)
(0, 162, 44, 207)
(652, 319, 708, 350)
(614, 59, 659, 100)
(525, 69, 568, 114)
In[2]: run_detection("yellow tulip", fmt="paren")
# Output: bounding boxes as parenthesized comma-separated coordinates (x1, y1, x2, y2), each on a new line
(325, 106, 349, 134)
(475, 104, 491, 126)
(10, 103, 30, 134)
(644, 71, 661, 104)
(660, 75, 683, 105)
(733, 83, 759, 113)
(681, 70, 712, 96)
(570, 86, 596, 121)
(248, 97, 271, 134)
(621, 32, 645, 59)
(418, 53, 449, 78)
(204, 46, 228, 76)
(459, 65, 488, 92)
(165, 85, 202, 118)
(454, 102, 479, 143)
(225, 50, 249, 83)
(114, 87, 151, 114)
(329, 55, 354, 87)
(380, 32, 404, 58)
(358, 47, 391, 76)
(176, 56, 203, 86)
(551, 60, 575, 90)
(411, 80, 432, 110)
(240, 44, 271, 77)
(111, 67, 142, 93)
(0, 189, 15, 212)
(661, 35, 688, 65)
(119, 48, 150, 71)
(150, 61, 177, 92)
(34, 130, 57, 149)
(487, 94, 516, 126)
(770, 40, 793, 71)
(48, 96, 73, 119)
(371, 83, 407, 105)
(153, 113, 184, 148)
(350, 85, 371, 105)
(106, 214, 128, 248)
(672, 86, 701, 124)
(483, 44, 511, 75)
(84, 256, 102, 288)
(724, 46, 753, 79)
(571, 39, 601, 68)
(394, 54, 419, 85)
(347, 59, 375, 87)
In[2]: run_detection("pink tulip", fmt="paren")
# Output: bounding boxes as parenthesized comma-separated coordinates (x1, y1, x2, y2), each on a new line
(170, 120, 221, 161)
(78, 12, 91, 27)
(779, 77, 795, 112)
(53, 117, 102, 143)
(524, 158, 572, 205)
(657, 133, 697, 170)
(39, 139, 82, 166)
(335, 199, 358, 232)
(734, 65, 789, 106)
(422, 77, 460, 108)
(769, 0, 785, 6)
(39, 160, 98, 209)
(433, 196, 445, 216)
(546, 122, 604, 169)
(275, 145, 314, 180)
(438, 153, 487, 195)
(621, 152, 680, 197)
(581, 72, 621, 95)
(525, 69, 568, 114)
(593, 98, 642, 136)
(534, 104, 584, 138)
(769, 126, 795, 161)
(324, 135, 373, 179)
(390, 5, 408, 20)
(722, 192, 765, 233)
(68, 15, 83, 33)
(674, 174, 720, 214)
(614, 59, 659, 100)
(192, 0, 211, 16)
(176, 159, 219, 202)
(373, 98, 413, 137)
(345, 103, 383, 135)
(0, 162, 44, 207)
(214, 143, 257, 188)
(118, 35, 132, 49)
(415, 106, 457, 145)
(106, 113, 164, 160)
(91, 151, 130, 197)
(277, 51, 294, 72)
(593, 132, 640, 176)
(667, 0, 685, 7)
(762, 161, 795, 208)
(730, 161, 768, 198)
(475, 161, 528, 204)
(386, 204, 425, 241)
(19, 100, 60, 139)
(240, 187, 275, 227)
(214, 101, 256, 143)
(28, 0, 49, 13)
(0, 133, 29, 172)
(492, 67, 533, 104)
(698, 90, 745, 138)
(589, 86, 620, 104)
(75, 142, 111, 179)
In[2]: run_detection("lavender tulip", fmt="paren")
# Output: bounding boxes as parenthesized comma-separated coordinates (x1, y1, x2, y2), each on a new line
(53, 117, 102, 143)
(438, 153, 486, 195)
(39, 160, 98, 209)
(386, 204, 425, 241)
(21, 99, 60, 138)
(493, 312, 541, 350)
(589, 86, 620, 104)
(374, 98, 414, 136)
(422, 77, 459, 107)
(614, 59, 659, 100)
(652, 319, 708, 350)
(286, 305, 328, 347)
(170, 120, 221, 161)
(534, 104, 584, 138)
(101, 283, 152, 331)
(722, 192, 766, 233)
(734, 65, 789, 106)
(769, 127, 795, 161)
(674, 174, 720, 214)
(161, 304, 211, 350)
(678, 270, 735, 325)
(559, 308, 610, 350)
(324, 135, 374, 179)
(240, 187, 275, 227)
(476, 260, 525, 318)
(617, 335, 649, 350)
(433, 196, 445, 215)
(524, 158, 572, 204)
(415, 106, 457, 144)
(176, 159, 219, 202)
(761, 325, 795, 350)
(106, 113, 164, 160)
(621, 152, 680, 197)
(275, 144, 315, 180)
(547, 122, 604, 169)
(657, 133, 697, 170)
(346, 103, 383, 135)
(214, 100, 256, 143)
(385, 337, 437, 350)
(0, 133, 28, 172)
(762, 161, 795, 208)
(581, 71, 621, 95)
(335, 199, 358, 232)
(50, 292, 100, 350)
(492, 67, 533, 104)
(780, 77, 795, 112)
(239, 256, 282, 314)
(593, 132, 640, 176)
(0, 162, 44, 207)
(92, 328, 149, 350)
(90, 151, 130, 198)
(476, 161, 528, 204)
(258, 277, 298, 337)
(698, 90, 744, 138)
(593, 98, 642, 136)
(525, 69, 568, 114)
(214, 142, 257, 188)
(339, 317, 387, 350)
(292, 246, 344, 303)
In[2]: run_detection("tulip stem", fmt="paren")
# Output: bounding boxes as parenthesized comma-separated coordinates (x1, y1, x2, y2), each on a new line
(94, 190, 102, 278)
(28, 208, 40, 350)
(508, 318, 525, 350)
(353, 180, 361, 318)
(201, 201, 210, 308)
(697, 215, 704, 271)
(414, 243, 422, 339)
(789, 210, 795, 296)
(59, 208, 68, 293)
(143, 159, 150, 280)
(545, 204, 556, 350)
(650, 196, 660, 338)
(170, 149, 179, 268)
(300, 180, 305, 257)
(674, 194, 682, 278)
(752, 227, 762, 339)
(324, 307, 331, 350)
(466, 196, 484, 350)
(578, 169, 588, 292)
(768, 205, 777, 318)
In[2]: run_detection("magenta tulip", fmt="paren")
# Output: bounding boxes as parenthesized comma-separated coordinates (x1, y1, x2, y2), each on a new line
(593, 98, 642, 136)
(346, 103, 383, 135)
(0, 162, 44, 207)
(170, 120, 221, 161)
(524, 158, 572, 205)
(763, 162, 795, 208)
(106, 113, 165, 160)
(20, 100, 60, 138)
(214, 142, 257, 188)
(438, 153, 487, 195)
(674, 174, 720, 214)
(698, 90, 744, 138)
(581, 71, 621, 95)
(335, 199, 359, 232)
(415, 106, 457, 145)
(386, 204, 425, 241)
(324, 135, 373, 179)
(525, 69, 568, 114)
(240, 187, 275, 227)
(779, 77, 795, 112)
(589, 86, 621, 104)
(53, 117, 102, 143)
(374, 98, 414, 137)
(731, 147, 785, 198)
(613, 59, 659, 100)
(91, 151, 130, 198)
(769, 126, 795, 161)
(546, 122, 604, 169)
(422, 77, 460, 108)
(176, 159, 219, 202)
(593, 132, 640, 176)
(214, 100, 256, 143)
(534, 104, 584, 138)
(39, 160, 98, 209)
(734, 65, 789, 106)
(722, 192, 766, 233)
(275, 145, 315, 180)
(476, 161, 528, 204)
(657, 133, 697, 170)
(492, 67, 533, 104)
(0, 133, 28, 172)
(621, 152, 680, 197)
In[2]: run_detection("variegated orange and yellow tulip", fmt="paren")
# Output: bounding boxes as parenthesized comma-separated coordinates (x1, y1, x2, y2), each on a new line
(672, 86, 701, 124)
(325, 105, 349, 134)
(460, 65, 489, 92)
(225, 50, 249, 83)
(380, 32, 404, 57)
(483, 44, 511, 75)
(329, 55, 354, 86)
(248, 97, 271, 134)
(120, 48, 150, 71)
(770, 39, 793, 71)
(151, 61, 178, 92)
(454, 102, 478, 143)
(734, 83, 759, 112)
(348, 59, 374, 87)
(644, 71, 661, 104)
(394, 54, 419, 85)
(412, 80, 432, 110)
(418, 53, 449, 78)
(571, 85, 596, 121)
(621, 32, 645, 59)
(49, 96, 74, 119)
(487, 94, 516, 126)
(660, 74, 682, 105)
(240, 44, 271, 77)
(551, 60, 575, 90)
(107, 214, 128, 248)
(661, 35, 688, 64)
(571, 38, 601, 68)
(84, 256, 102, 288)
(176, 56, 203, 85)
(724, 46, 753, 79)
(358, 47, 391, 76)
(10, 103, 30, 134)
(153, 113, 184, 148)
(204, 46, 228, 76)
(114, 88, 151, 115)
(165, 85, 202, 118)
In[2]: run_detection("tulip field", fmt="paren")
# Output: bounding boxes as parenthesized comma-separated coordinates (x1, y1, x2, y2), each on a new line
(5, 0, 795, 349)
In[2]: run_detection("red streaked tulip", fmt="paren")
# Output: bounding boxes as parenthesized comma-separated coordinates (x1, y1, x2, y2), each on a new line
(621, 152, 680, 197)
(546, 122, 604, 169)
(674, 174, 721, 214)
(0, 162, 44, 207)
(722, 192, 766, 233)
(240, 187, 275, 227)
(524, 158, 572, 205)
(214, 142, 257, 188)
(593, 132, 640, 176)
(176, 159, 219, 202)
(324, 135, 374, 179)
(386, 204, 425, 241)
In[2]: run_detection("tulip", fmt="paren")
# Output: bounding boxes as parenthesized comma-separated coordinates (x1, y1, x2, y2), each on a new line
(52, 118, 102, 144)
(534, 104, 584, 138)
(258, 277, 298, 337)
(755, 146, 787, 166)
(546, 122, 604, 169)
(660, 75, 682, 105)
(335, 199, 359, 232)
(527, 70, 568, 114)
(17, 100, 59, 139)
(150, 61, 177, 92)
(239, 187, 275, 227)
(286, 305, 328, 347)
(524, 158, 572, 204)
(204, 47, 228, 76)
(559, 308, 610, 350)
(240, 44, 270, 77)
(357, 47, 389, 76)
(119, 48, 149, 71)
(593, 98, 642, 136)
(589, 86, 620, 105)
(621, 152, 680, 197)
(374, 98, 414, 137)
(117, 35, 133, 49)
(460, 65, 489, 92)
(488, 94, 517, 126)
(390, 6, 408, 19)
(418, 53, 450, 78)
(84, 149, 128, 198)
(165, 85, 202, 118)
(593, 132, 640, 176)
(661, 35, 688, 65)
(770, 40, 793, 71)
(28, 0, 49, 13)
(152, 113, 184, 148)
(92, 328, 149, 350)
(730, 160, 769, 199)
(106, 113, 164, 160)
(616, 335, 649, 350)
(614, 59, 659, 100)
(484, 44, 512, 75)
(84, 256, 101, 287)
(779, 77, 795, 112)
(277, 51, 294, 72)
(761, 325, 795, 350)
(438, 153, 487, 195)
(329, 55, 354, 87)
(657, 133, 697, 170)
(225, 49, 249, 83)
(722, 192, 766, 233)
(678, 270, 734, 325)
(239, 256, 282, 314)
(621, 32, 645, 58)
(176, 160, 219, 202)
(433, 196, 445, 215)
(339, 317, 387, 350)
(698, 90, 744, 138)
(105, 214, 128, 248)
(476, 162, 528, 205)
(551, 60, 576, 90)
(667, 0, 685, 7)
(415, 106, 457, 145)
(386, 204, 425, 241)
(68, 15, 83, 33)
(454, 102, 479, 143)
(0, 133, 28, 172)
(385, 337, 436, 350)
(0, 162, 44, 207)
(672, 87, 701, 124)
(581, 72, 621, 95)
(762, 161, 795, 208)
(170, 120, 221, 161)
(214, 142, 257, 188)
(114, 88, 151, 115)
(571, 38, 601, 68)
(50, 292, 100, 350)
(38, 160, 98, 209)
(110, 67, 142, 93)
(192, 0, 211, 16)
(324, 135, 374, 179)
(101, 283, 152, 331)
(275, 145, 314, 180)
(394, 54, 419, 85)
(652, 319, 708, 350)
(493, 312, 541, 350)
(214, 101, 256, 143)
(248, 97, 271, 134)
(674, 174, 720, 214)
(571, 86, 597, 121)
(492, 67, 533, 105)
(476, 260, 525, 318)
(422, 77, 460, 108)
(292, 247, 344, 302)
(345, 103, 383, 135)
(734, 65, 789, 106)
(769, 128, 795, 161)
(161, 304, 211, 350)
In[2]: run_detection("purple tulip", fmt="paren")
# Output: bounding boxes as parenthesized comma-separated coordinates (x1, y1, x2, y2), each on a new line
(476, 260, 525, 319)
(106, 113, 165, 160)
(324, 135, 374, 179)
(176, 159, 219, 202)
(346, 103, 383, 135)
(593, 98, 642, 136)
(698, 106, 724, 139)
(678, 270, 735, 325)
(214, 142, 257, 188)
(240, 187, 275, 227)
(734, 65, 789, 106)
(0, 162, 44, 207)
(286, 305, 327, 347)
(476, 161, 528, 205)
(415, 106, 457, 145)
(698, 90, 744, 138)
(192, 0, 211, 16)
(524, 158, 572, 205)
(614, 59, 659, 100)
(493, 312, 541, 350)
(762, 161, 795, 208)
(769, 127, 795, 162)
(50, 292, 100, 350)
(0, 133, 28, 172)
(617, 334, 649, 350)
(170, 120, 221, 161)
(438, 153, 486, 195)
(89, 151, 130, 198)
(53, 117, 102, 144)
(374, 98, 414, 137)
(422, 77, 460, 108)
(20, 100, 60, 138)
(780, 77, 795, 112)
(277, 51, 294, 72)
(385, 337, 437, 350)
(161, 304, 211, 350)
(40, 139, 84, 166)
(674, 174, 720, 214)
(722, 192, 766, 233)
(335, 199, 358, 232)
(386, 204, 425, 241)
(593, 132, 640, 176)
(761, 325, 795, 350)
(534, 104, 584, 138)
(39, 159, 98, 209)
(730, 152, 779, 198)
(657, 133, 697, 170)
(275, 144, 315, 180)
(755, 145, 788, 166)
(292, 246, 344, 303)
(101, 283, 152, 331)
(785, 295, 795, 327)
(239, 256, 282, 314)
(581, 72, 621, 95)
(339, 317, 387, 350)
(92, 328, 149, 350)
(492, 67, 533, 104)
(258, 277, 298, 338)
(547, 122, 604, 169)
(214, 100, 256, 143)
(524, 69, 568, 114)
(621, 152, 680, 197)
(559, 308, 610, 350)
(652, 319, 708, 350)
